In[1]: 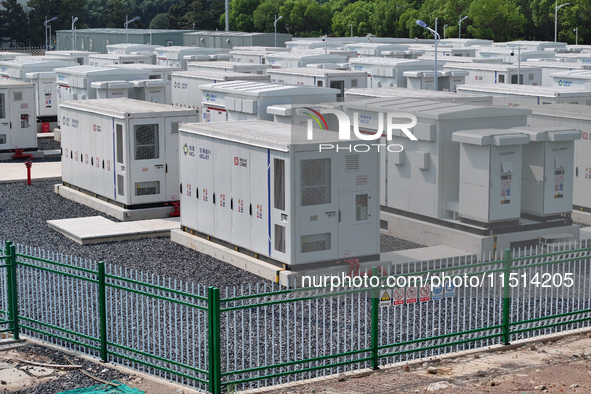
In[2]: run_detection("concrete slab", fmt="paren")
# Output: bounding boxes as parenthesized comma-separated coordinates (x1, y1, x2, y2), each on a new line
(573, 210, 591, 226)
(0, 367, 35, 388)
(37, 132, 55, 139)
(48, 216, 180, 245)
(55, 184, 177, 221)
(581, 226, 591, 240)
(0, 162, 61, 183)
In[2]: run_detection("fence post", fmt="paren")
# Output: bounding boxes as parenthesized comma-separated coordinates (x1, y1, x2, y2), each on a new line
(502, 249, 511, 345)
(98, 261, 108, 362)
(208, 287, 222, 394)
(7, 242, 19, 340)
(371, 266, 380, 370)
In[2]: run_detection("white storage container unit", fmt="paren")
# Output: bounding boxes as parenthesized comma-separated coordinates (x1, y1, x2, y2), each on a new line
(555, 53, 591, 65)
(54, 66, 151, 121)
(199, 81, 338, 123)
(106, 44, 159, 54)
(0, 52, 31, 61)
(403, 70, 468, 92)
(60, 98, 198, 208)
(441, 39, 494, 48)
(111, 63, 182, 102)
(50, 51, 98, 65)
(550, 70, 591, 90)
(154, 47, 228, 69)
(171, 70, 270, 110)
(230, 47, 290, 64)
(418, 55, 504, 64)
(267, 68, 367, 99)
(348, 58, 442, 88)
(443, 63, 542, 86)
(523, 104, 591, 214)
(186, 61, 269, 74)
(90, 81, 132, 99)
(521, 60, 591, 87)
(456, 83, 591, 106)
(0, 80, 35, 152)
(475, 48, 555, 63)
(341, 97, 531, 221)
(344, 87, 494, 105)
(502, 41, 567, 52)
(0, 58, 78, 81)
(178, 120, 380, 268)
(411, 44, 475, 58)
(285, 40, 343, 51)
(265, 53, 349, 69)
(451, 129, 530, 224)
(343, 43, 409, 57)
(24, 71, 60, 130)
(88, 53, 154, 67)
(517, 126, 581, 219)
(129, 79, 168, 104)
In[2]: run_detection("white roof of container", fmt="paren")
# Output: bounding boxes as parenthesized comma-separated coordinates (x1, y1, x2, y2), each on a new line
(0, 79, 33, 88)
(457, 83, 591, 97)
(199, 80, 338, 97)
(187, 61, 269, 69)
(440, 39, 494, 47)
(266, 52, 348, 60)
(230, 46, 291, 53)
(503, 41, 567, 48)
(521, 61, 587, 70)
(550, 70, 591, 79)
(51, 50, 98, 56)
(452, 129, 530, 146)
(173, 70, 270, 81)
(267, 67, 366, 77)
(443, 63, 540, 71)
(155, 46, 222, 53)
(180, 120, 340, 151)
(89, 53, 151, 59)
(342, 97, 531, 120)
(403, 70, 469, 77)
(345, 87, 493, 103)
(54, 65, 150, 76)
(60, 98, 198, 118)
(348, 57, 435, 66)
(344, 43, 409, 49)
(508, 126, 581, 142)
(107, 44, 159, 50)
(0, 58, 77, 67)
(110, 64, 182, 72)
(519, 104, 591, 121)
(418, 55, 504, 63)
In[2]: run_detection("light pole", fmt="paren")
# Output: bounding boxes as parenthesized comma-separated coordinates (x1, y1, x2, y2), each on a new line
(349, 24, 353, 37)
(574, 27, 578, 45)
(554, 1, 571, 42)
(44, 16, 57, 51)
(273, 15, 282, 47)
(458, 15, 468, 39)
(416, 20, 441, 91)
(71, 16, 78, 50)
(124, 16, 140, 44)
(444, 24, 448, 40)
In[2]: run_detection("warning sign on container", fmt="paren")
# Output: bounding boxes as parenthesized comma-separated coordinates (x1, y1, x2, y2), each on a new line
(419, 286, 431, 302)
(406, 287, 417, 304)
(379, 289, 392, 307)
(393, 288, 405, 305)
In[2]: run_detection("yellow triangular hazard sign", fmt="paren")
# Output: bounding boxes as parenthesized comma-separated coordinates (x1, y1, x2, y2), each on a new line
(381, 291, 391, 302)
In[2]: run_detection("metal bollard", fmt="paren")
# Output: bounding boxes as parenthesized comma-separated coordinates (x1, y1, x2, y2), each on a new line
(25, 161, 32, 186)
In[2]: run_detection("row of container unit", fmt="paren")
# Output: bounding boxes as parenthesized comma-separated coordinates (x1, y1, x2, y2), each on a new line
(229, 47, 291, 65)
(186, 61, 269, 74)
(267, 68, 368, 98)
(442, 63, 543, 86)
(456, 84, 591, 106)
(344, 87, 494, 105)
(0, 80, 36, 152)
(60, 98, 198, 207)
(549, 70, 591, 90)
(178, 120, 381, 268)
(347, 58, 445, 88)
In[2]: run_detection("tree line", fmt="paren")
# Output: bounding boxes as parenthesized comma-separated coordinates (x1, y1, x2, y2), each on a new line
(1, 0, 588, 47)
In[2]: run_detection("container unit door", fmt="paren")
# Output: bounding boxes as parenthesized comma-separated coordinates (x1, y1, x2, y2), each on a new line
(250, 147, 271, 258)
(0, 89, 10, 150)
(80, 117, 92, 192)
(269, 151, 290, 263)
(197, 136, 215, 235)
(103, 118, 116, 200)
(203, 105, 227, 122)
(179, 132, 199, 231)
(231, 143, 251, 249)
(10, 88, 35, 149)
(70, 115, 83, 189)
(294, 150, 339, 264)
(129, 119, 166, 205)
(164, 119, 182, 201)
(113, 123, 127, 202)
(60, 111, 72, 184)
(89, 117, 104, 196)
(213, 139, 232, 239)
(337, 153, 379, 259)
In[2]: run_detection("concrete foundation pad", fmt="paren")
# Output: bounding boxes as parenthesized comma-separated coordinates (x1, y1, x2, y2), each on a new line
(55, 184, 177, 221)
(380, 210, 580, 257)
(171, 229, 474, 286)
(48, 216, 180, 245)
(581, 226, 591, 240)
(0, 162, 61, 183)
(0, 368, 35, 389)
(37, 132, 55, 139)
(573, 210, 591, 226)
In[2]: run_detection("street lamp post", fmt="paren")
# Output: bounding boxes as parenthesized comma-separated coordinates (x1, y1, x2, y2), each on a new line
(124, 16, 140, 44)
(416, 20, 441, 91)
(71, 16, 78, 50)
(458, 15, 468, 39)
(554, 1, 571, 42)
(349, 24, 353, 37)
(44, 16, 57, 51)
(274, 15, 282, 47)
(574, 27, 578, 45)
(444, 24, 448, 40)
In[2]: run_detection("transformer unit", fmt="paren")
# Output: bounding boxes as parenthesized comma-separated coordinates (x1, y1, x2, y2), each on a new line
(91, 81, 132, 99)
(60, 98, 198, 208)
(25, 71, 60, 132)
(171, 70, 270, 110)
(178, 120, 380, 268)
(49, 51, 98, 65)
(199, 81, 339, 123)
(0, 80, 35, 152)
(129, 80, 168, 104)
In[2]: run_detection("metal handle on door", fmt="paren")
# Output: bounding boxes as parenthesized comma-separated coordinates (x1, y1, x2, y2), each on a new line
(213, 193, 216, 204)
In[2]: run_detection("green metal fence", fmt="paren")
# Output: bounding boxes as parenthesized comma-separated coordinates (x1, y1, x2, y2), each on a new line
(1, 239, 591, 393)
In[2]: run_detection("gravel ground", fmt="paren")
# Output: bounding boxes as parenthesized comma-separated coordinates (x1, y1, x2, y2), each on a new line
(36, 138, 61, 152)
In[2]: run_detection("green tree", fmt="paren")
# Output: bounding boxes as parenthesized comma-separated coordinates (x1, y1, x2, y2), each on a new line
(149, 12, 168, 28)
(370, 0, 413, 38)
(223, 0, 261, 31)
(278, 0, 331, 35)
(332, 1, 375, 36)
(467, 0, 525, 41)
(398, 7, 421, 37)
(169, 0, 223, 30)
(0, 0, 29, 46)
(253, 0, 285, 32)
(27, 0, 88, 46)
